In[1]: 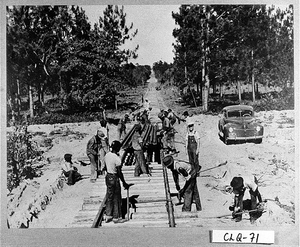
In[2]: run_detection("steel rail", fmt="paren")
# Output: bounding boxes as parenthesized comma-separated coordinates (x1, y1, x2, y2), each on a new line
(160, 150, 176, 227)
(91, 194, 107, 228)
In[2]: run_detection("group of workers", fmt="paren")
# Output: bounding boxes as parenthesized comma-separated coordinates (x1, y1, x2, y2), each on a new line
(61, 97, 263, 224)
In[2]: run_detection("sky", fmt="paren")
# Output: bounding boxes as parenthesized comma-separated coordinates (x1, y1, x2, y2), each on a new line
(80, 3, 290, 66)
(81, 5, 180, 66)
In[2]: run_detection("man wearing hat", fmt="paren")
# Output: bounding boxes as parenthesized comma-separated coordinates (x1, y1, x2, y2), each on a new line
(161, 110, 178, 154)
(186, 121, 201, 175)
(229, 176, 263, 222)
(117, 113, 130, 141)
(144, 98, 150, 112)
(163, 156, 201, 211)
(132, 124, 151, 177)
(61, 153, 82, 185)
(104, 140, 130, 223)
(87, 129, 105, 182)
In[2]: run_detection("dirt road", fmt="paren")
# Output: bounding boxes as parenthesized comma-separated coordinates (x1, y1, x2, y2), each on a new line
(140, 75, 295, 227)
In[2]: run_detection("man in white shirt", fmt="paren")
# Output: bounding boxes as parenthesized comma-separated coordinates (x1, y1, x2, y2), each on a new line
(229, 176, 263, 222)
(144, 99, 150, 112)
(104, 140, 129, 224)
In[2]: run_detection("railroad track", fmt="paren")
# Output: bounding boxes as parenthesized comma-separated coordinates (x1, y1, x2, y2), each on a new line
(71, 162, 173, 228)
(71, 161, 204, 228)
(71, 80, 204, 228)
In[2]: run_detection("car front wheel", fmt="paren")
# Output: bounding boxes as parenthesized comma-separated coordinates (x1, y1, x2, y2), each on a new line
(255, 138, 262, 144)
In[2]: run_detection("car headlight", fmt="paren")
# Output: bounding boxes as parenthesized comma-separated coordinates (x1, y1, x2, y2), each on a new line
(256, 126, 261, 131)
(228, 127, 234, 133)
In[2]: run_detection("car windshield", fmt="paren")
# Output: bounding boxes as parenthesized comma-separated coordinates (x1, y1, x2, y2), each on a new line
(227, 110, 253, 118)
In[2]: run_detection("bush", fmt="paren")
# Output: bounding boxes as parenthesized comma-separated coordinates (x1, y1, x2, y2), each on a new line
(252, 88, 294, 112)
(7, 125, 43, 192)
(28, 111, 101, 125)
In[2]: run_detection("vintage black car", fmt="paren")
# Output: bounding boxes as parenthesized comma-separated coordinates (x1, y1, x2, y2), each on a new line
(218, 105, 263, 144)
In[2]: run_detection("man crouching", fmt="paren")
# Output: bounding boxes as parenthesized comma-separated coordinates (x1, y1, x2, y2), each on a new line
(61, 154, 82, 185)
(229, 176, 263, 223)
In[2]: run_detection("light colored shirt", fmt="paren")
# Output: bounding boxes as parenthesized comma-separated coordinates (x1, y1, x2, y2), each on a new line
(185, 129, 200, 141)
(185, 116, 191, 125)
(243, 176, 258, 191)
(132, 132, 143, 150)
(61, 161, 72, 172)
(98, 126, 108, 138)
(144, 101, 150, 110)
(163, 117, 171, 130)
(104, 152, 121, 174)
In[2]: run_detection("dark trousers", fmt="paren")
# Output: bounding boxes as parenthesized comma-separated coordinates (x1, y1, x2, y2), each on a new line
(134, 150, 149, 176)
(63, 170, 81, 185)
(182, 177, 202, 212)
(234, 189, 261, 220)
(146, 144, 155, 163)
(105, 173, 122, 219)
(187, 136, 200, 173)
(88, 154, 98, 180)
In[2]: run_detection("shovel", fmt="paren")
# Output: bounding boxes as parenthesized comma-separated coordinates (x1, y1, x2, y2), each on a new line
(126, 183, 134, 221)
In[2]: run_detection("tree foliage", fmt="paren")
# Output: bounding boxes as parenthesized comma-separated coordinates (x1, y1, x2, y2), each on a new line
(7, 5, 139, 122)
(153, 60, 172, 83)
(171, 4, 294, 111)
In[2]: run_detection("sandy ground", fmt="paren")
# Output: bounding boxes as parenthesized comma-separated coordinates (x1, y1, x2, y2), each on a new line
(5, 75, 297, 245)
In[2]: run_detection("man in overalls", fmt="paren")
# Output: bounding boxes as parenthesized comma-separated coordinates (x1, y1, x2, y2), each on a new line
(185, 121, 201, 175)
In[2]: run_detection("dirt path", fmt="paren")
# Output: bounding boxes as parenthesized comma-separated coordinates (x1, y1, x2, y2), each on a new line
(138, 75, 295, 227)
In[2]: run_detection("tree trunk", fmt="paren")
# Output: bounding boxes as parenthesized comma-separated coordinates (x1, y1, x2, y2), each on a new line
(184, 52, 188, 85)
(16, 79, 21, 118)
(237, 80, 242, 102)
(252, 71, 255, 102)
(220, 84, 223, 98)
(251, 50, 256, 102)
(203, 72, 209, 112)
(59, 74, 64, 110)
(213, 83, 217, 94)
(202, 47, 210, 112)
(189, 86, 197, 107)
(41, 81, 45, 107)
(28, 84, 34, 118)
(201, 46, 205, 108)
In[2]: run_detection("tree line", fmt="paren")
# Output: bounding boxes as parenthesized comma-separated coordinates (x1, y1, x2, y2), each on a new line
(154, 5, 293, 111)
(7, 5, 151, 123)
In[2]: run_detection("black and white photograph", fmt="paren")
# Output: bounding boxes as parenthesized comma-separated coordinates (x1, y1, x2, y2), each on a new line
(1, 1, 299, 246)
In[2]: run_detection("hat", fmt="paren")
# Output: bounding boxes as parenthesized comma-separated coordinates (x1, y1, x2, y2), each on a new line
(187, 121, 194, 126)
(111, 140, 121, 152)
(134, 123, 142, 132)
(162, 156, 174, 168)
(64, 153, 72, 160)
(230, 177, 244, 190)
(97, 129, 105, 137)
